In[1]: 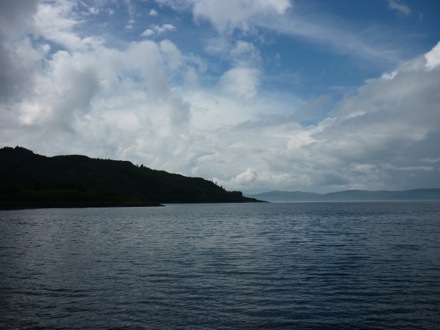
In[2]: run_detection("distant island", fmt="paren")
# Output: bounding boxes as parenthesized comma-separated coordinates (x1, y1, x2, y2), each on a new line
(246, 189, 440, 202)
(0, 146, 260, 210)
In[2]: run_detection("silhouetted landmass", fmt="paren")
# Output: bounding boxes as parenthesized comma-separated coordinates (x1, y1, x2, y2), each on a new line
(247, 189, 440, 202)
(0, 146, 259, 209)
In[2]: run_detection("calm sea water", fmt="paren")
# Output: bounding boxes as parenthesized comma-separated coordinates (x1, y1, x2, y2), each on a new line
(1, 202, 439, 329)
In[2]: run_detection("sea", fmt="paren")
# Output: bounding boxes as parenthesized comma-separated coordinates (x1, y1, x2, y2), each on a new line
(1, 202, 439, 329)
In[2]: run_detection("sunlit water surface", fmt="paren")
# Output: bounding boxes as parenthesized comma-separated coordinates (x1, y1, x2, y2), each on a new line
(1, 202, 439, 329)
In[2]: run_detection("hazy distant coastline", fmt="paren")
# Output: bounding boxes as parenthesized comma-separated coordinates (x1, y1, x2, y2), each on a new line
(246, 189, 440, 202)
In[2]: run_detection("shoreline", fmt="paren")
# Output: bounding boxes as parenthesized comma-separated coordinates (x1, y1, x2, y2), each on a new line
(0, 201, 164, 210)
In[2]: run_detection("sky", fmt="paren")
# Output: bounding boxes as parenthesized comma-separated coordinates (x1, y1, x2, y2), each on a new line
(0, 0, 439, 194)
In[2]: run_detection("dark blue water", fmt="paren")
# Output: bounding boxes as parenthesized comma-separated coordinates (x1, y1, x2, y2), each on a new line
(1, 202, 439, 329)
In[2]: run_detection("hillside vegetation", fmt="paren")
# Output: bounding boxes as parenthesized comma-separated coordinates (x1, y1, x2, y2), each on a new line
(0, 147, 258, 209)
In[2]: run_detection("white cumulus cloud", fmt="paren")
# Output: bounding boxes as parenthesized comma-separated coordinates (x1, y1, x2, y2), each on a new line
(219, 67, 260, 99)
(192, 0, 291, 34)
(0, 0, 439, 194)
(141, 24, 176, 37)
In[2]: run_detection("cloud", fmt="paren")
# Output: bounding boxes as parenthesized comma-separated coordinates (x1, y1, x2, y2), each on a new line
(0, 0, 38, 39)
(223, 167, 258, 187)
(219, 67, 260, 99)
(0, 1, 192, 170)
(191, 0, 291, 34)
(206, 42, 440, 192)
(172, 0, 406, 67)
(124, 0, 136, 29)
(160, 0, 404, 67)
(0, 0, 40, 101)
(1, 1, 439, 194)
(141, 24, 176, 37)
(4, 31, 439, 192)
(33, 1, 103, 51)
(425, 41, 440, 70)
(205, 39, 261, 66)
(422, 157, 440, 164)
(230, 41, 261, 67)
(260, 13, 403, 65)
(160, 39, 183, 71)
(388, 0, 411, 17)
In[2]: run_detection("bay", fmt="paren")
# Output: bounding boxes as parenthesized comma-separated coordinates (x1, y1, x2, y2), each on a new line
(1, 202, 439, 329)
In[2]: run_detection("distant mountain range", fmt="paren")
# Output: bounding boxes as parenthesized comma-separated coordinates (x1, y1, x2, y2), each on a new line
(0, 146, 259, 209)
(246, 189, 440, 202)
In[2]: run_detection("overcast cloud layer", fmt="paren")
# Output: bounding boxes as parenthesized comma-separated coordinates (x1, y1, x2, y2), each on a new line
(1, 0, 439, 193)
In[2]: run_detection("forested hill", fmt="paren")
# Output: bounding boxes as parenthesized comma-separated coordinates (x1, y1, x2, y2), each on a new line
(0, 146, 259, 209)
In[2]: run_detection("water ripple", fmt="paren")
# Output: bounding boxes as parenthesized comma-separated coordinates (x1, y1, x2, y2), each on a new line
(1, 202, 439, 329)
